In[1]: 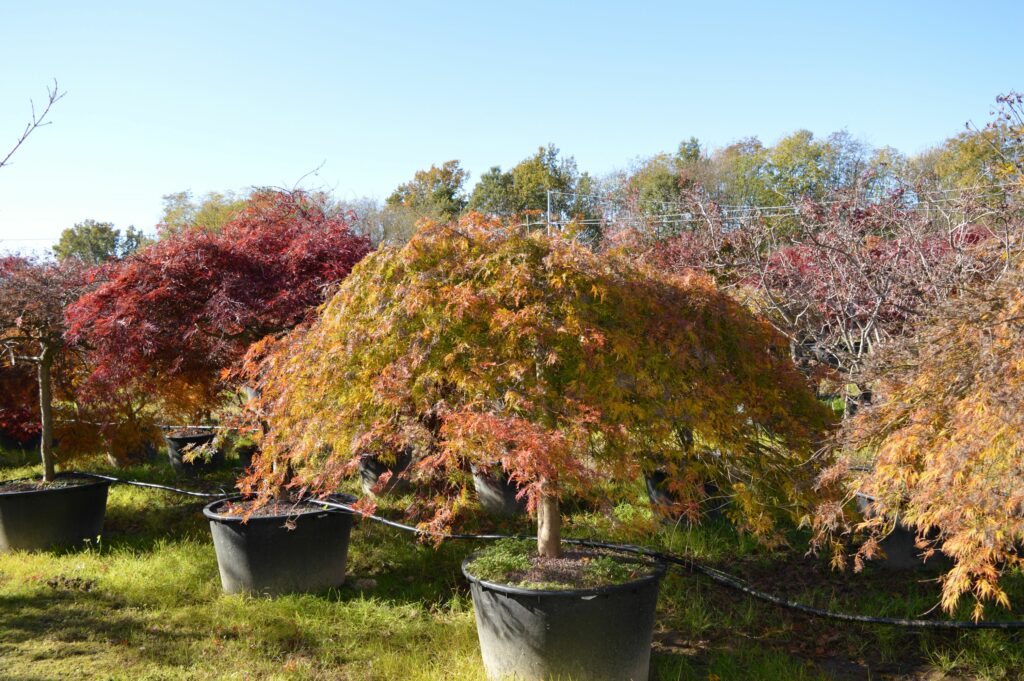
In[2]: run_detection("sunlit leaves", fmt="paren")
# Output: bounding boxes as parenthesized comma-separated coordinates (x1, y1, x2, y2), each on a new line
(252, 214, 833, 540)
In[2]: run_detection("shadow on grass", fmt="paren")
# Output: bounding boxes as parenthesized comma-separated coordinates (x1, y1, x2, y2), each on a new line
(0, 588, 200, 669)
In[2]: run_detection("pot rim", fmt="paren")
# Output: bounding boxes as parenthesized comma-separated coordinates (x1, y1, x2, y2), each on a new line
(0, 472, 111, 498)
(203, 493, 357, 523)
(165, 432, 217, 443)
(461, 551, 667, 598)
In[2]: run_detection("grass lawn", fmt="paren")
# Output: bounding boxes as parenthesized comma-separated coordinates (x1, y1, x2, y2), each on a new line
(2, 449, 1023, 680)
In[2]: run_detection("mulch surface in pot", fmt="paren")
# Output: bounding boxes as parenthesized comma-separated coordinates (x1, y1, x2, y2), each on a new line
(0, 477, 95, 493)
(168, 427, 214, 438)
(500, 550, 659, 589)
(217, 497, 344, 518)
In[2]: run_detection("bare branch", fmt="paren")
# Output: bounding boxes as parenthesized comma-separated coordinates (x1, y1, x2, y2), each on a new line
(0, 79, 65, 171)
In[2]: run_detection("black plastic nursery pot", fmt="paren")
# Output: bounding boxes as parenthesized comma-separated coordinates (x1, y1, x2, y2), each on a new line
(0, 473, 110, 552)
(165, 431, 223, 475)
(645, 469, 727, 524)
(235, 444, 258, 470)
(203, 494, 356, 595)
(463, 556, 667, 681)
(357, 450, 413, 497)
(471, 464, 526, 518)
(855, 493, 949, 571)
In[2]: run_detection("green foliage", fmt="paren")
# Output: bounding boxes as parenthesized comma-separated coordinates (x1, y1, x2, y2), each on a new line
(158, 189, 248, 234)
(254, 214, 833, 543)
(467, 144, 593, 222)
(386, 160, 469, 222)
(52, 220, 150, 264)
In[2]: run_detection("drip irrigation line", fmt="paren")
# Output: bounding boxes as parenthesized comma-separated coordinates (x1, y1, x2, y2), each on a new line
(68, 471, 1024, 631)
(75, 472, 228, 498)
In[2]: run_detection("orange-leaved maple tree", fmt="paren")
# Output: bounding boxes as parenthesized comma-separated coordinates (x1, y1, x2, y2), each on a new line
(66, 189, 372, 421)
(813, 258, 1024, 619)
(248, 214, 834, 557)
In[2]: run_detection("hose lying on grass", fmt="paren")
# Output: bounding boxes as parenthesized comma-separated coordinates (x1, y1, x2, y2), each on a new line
(75, 471, 1024, 631)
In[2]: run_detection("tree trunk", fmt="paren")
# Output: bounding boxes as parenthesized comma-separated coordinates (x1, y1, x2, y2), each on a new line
(38, 345, 55, 482)
(537, 488, 561, 558)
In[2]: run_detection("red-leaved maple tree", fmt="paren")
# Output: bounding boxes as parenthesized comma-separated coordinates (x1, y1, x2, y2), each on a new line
(0, 256, 88, 480)
(66, 189, 372, 420)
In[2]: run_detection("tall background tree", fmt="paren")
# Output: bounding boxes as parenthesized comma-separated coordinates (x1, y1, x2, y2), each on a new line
(158, 190, 249, 234)
(52, 220, 150, 264)
(386, 160, 468, 222)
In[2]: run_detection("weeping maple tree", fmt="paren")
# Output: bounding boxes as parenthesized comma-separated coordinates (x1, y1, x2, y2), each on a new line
(66, 189, 372, 420)
(814, 258, 1024, 619)
(251, 215, 834, 556)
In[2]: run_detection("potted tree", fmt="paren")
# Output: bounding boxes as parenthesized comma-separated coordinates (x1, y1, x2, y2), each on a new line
(67, 190, 372, 592)
(252, 216, 834, 679)
(0, 256, 111, 552)
(814, 255, 1024, 618)
(66, 189, 372, 472)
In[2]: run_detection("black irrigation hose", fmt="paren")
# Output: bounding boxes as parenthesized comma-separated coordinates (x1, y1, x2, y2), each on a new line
(75, 472, 229, 499)
(70, 471, 1024, 631)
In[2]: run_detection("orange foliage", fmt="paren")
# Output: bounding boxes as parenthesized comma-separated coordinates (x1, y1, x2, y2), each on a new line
(247, 215, 834, 543)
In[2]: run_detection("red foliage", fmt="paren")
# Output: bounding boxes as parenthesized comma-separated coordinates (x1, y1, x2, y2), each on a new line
(0, 363, 39, 443)
(66, 190, 372, 415)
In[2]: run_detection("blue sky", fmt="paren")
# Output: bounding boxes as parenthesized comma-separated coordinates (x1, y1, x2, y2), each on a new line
(1, 1, 1021, 252)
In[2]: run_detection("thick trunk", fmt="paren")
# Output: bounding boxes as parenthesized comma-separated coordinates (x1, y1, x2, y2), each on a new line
(537, 489, 561, 558)
(38, 345, 55, 482)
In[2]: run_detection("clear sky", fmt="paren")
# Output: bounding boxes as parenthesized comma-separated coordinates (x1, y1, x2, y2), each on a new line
(1, 0, 1021, 253)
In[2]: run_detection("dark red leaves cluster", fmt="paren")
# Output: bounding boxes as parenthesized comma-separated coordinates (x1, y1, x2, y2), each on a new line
(66, 190, 372, 412)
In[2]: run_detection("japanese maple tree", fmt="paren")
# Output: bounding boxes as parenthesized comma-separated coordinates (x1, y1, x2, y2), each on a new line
(0, 256, 87, 481)
(813, 256, 1024, 619)
(250, 215, 834, 557)
(66, 189, 372, 420)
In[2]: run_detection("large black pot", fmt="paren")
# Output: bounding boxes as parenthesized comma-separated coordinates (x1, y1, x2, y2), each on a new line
(235, 444, 258, 470)
(471, 464, 526, 517)
(0, 473, 110, 552)
(855, 493, 948, 571)
(204, 494, 356, 595)
(357, 450, 413, 497)
(166, 431, 223, 475)
(463, 556, 666, 681)
(645, 469, 727, 524)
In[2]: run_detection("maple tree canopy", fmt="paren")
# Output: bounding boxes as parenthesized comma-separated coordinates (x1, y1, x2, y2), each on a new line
(250, 215, 834, 544)
(815, 259, 1024, 619)
(66, 190, 372, 418)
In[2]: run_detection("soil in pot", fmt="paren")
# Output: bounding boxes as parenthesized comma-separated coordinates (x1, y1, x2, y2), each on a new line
(357, 449, 413, 497)
(470, 464, 526, 517)
(0, 473, 110, 552)
(204, 494, 356, 595)
(165, 428, 223, 475)
(462, 539, 666, 681)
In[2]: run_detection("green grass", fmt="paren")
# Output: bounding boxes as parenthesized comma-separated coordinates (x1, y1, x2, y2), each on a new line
(2, 453, 1024, 680)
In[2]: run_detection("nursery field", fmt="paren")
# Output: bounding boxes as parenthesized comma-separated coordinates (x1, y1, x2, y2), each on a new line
(2, 451, 1024, 681)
